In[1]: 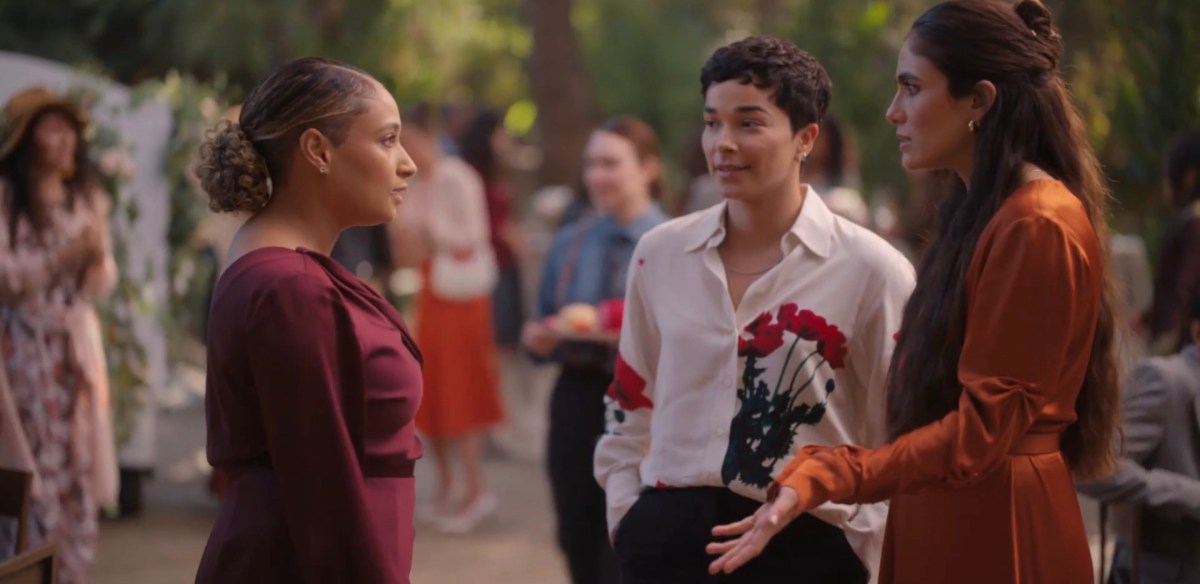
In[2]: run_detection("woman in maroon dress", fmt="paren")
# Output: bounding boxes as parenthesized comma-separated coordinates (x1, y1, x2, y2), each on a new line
(193, 57, 421, 583)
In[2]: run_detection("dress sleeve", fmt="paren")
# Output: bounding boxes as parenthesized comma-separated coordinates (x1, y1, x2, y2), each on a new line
(1077, 361, 1200, 522)
(79, 190, 117, 298)
(773, 214, 1096, 509)
(246, 267, 396, 583)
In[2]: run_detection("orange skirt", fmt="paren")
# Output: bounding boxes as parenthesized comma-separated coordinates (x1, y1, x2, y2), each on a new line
(413, 267, 504, 439)
(879, 450, 1093, 583)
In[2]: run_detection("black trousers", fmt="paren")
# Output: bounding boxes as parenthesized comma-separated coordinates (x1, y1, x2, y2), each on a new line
(547, 365, 621, 584)
(614, 487, 868, 584)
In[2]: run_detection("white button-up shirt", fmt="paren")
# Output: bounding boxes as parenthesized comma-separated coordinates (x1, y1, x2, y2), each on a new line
(594, 189, 915, 577)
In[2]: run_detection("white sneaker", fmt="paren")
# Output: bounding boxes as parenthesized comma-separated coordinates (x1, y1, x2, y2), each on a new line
(437, 492, 499, 534)
(416, 500, 451, 526)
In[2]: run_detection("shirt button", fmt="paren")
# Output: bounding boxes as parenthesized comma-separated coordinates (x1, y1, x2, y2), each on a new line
(716, 427, 727, 437)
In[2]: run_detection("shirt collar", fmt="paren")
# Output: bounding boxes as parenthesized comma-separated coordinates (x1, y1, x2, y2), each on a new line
(682, 186, 834, 258)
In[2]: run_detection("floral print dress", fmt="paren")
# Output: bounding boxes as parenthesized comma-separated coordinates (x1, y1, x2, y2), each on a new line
(0, 188, 112, 584)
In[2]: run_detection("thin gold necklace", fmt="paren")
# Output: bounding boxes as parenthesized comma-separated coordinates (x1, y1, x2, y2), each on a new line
(723, 256, 782, 276)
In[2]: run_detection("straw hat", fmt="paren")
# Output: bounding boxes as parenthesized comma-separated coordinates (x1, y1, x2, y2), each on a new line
(0, 86, 90, 160)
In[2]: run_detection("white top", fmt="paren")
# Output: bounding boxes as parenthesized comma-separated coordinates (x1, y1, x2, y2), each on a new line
(392, 156, 491, 258)
(594, 188, 915, 578)
(413, 156, 491, 252)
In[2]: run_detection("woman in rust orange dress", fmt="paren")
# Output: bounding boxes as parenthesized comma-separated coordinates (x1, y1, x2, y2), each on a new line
(707, 2, 1120, 583)
(393, 105, 505, 534)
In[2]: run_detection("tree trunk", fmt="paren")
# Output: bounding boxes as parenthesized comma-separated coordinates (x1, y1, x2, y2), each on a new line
(756, 0, 784, 35)
(529, 0, 598, 187)
(313, 0, 347, 45)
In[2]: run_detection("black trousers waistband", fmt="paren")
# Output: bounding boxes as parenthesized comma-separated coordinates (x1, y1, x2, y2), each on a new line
(614, 486, 868, 584)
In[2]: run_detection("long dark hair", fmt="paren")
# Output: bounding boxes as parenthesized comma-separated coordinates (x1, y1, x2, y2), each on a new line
(0, 107, 96, 248)
(885, 0, 1119, 479)
(460, 109, 504, 186)
(1166, 131, 1200, 209)
(817, 114, 846, 186)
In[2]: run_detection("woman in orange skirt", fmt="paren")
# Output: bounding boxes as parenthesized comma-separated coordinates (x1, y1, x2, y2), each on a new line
(395, 104, 505, 534)
(708, 2, 1121, 582)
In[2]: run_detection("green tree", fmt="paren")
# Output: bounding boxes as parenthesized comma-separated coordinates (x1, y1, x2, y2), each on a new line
(574, 0, 725, 192)
(784, 0, 928, 200)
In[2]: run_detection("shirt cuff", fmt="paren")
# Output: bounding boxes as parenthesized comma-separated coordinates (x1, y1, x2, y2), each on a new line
(604, 468, 643, 539)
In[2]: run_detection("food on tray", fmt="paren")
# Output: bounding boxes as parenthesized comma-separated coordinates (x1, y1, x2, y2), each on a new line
(556, 303, 599, 333)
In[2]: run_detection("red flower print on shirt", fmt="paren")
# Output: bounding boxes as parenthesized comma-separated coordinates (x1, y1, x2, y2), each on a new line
(608, 354, 653, 411)
(818, 325, 848, 369)
(738, 312, 786, 358)
(776, 303, 848, 368)
(725, 303, 849, 488)
(777, 303, 829, 341)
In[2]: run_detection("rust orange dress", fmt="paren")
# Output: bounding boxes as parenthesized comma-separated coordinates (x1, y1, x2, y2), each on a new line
(413, 261, 504, 439)
(406, 157, 505, 440)
(774, 179, 1100, 583)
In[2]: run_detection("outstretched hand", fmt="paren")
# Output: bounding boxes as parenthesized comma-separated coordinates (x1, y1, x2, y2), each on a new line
(706, 486, 800, 575)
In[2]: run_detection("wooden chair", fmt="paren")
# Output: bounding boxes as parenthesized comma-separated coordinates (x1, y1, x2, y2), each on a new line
(0, 469, 30, 556)
(0, 544, 55, 584)
(0, 468, 53, 583)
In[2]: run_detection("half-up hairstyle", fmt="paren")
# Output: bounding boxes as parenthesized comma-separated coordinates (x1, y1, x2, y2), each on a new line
(885, 0, 1120, 480)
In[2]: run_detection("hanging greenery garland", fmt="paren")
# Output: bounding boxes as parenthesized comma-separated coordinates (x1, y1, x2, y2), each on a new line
(62, 72, 225, 447)
(133, 73, 228, 367)
(66, 85, 152, 447)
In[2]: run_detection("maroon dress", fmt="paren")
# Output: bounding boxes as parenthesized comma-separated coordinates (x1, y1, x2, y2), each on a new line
(196, 247, 424, 584)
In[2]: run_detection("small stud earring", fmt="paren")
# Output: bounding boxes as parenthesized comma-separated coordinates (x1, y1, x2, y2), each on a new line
(968, 120, 979, 133)
(319, 166, 328, 174)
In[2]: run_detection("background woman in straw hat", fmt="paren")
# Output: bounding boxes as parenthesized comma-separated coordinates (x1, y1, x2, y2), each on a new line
(0, 85, 118, 583)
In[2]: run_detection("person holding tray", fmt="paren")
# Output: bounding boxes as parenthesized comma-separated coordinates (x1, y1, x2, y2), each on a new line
(521, 116, 668, 584)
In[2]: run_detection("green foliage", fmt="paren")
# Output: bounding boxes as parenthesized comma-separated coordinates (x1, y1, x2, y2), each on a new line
(1, 0, 532, 107)
(782, 0, 927, 200)
(575, 0, 724, 180)
(6, 0, 1199, 241)
(1092, 1, 1200, 204)
(364, 0, 531, 105)
(69, 85, 153, 447)
(0, 0, 157, 81)
(1042, 0, 1200, 250)
(133, 73, 229, 364)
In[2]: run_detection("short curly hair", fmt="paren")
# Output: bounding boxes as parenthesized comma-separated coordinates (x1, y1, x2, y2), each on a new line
(700, 36, 832, 133)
